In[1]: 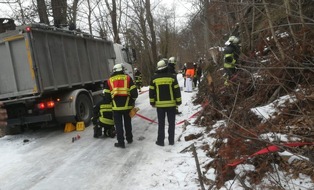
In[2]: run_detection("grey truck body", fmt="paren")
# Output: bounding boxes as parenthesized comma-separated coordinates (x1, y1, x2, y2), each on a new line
(0, 24, 115, 127)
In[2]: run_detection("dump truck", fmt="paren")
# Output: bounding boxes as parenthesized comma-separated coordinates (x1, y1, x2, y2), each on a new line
(0, 23, 118, 131)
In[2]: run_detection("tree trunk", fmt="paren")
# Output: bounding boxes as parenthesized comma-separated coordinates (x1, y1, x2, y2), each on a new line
(17, 0, 26, 25)
(36, 0, 49, 24)
(284, 0, 297, 44)
(145, 0, 157, 67)
(86, 0, 93, 34)
(263, 0, 285, 61)
(69, 0, 80, 30)
(51, 0, 67, 27)
(111, 0, 120, 43)
(298, 0, 306, 49)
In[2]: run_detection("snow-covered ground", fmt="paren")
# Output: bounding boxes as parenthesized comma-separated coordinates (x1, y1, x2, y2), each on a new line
(0, 74, 204, 190)
(1, 74, 313, 190)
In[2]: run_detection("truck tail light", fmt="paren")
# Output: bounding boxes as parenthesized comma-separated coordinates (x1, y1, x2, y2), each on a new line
(37, 101, 55, 110)
(26, 27, 31, 32)
(38, 103, 45, 109)
(47, 101, 55, 108)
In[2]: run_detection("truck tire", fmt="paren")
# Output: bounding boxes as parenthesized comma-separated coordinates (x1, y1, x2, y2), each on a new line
(75, 94, 93, 126)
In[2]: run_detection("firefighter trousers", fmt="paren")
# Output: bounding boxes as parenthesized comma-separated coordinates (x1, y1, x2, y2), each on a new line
(156, 107, 176, 145)
(113, 110, 133, 145)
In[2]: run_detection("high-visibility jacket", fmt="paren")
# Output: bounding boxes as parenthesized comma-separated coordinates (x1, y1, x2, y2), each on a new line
(99, 103, 114, 125)
(223, 44, 240, 69)
(105, 72, 138, 111)
(149, 69, 182, 108)
(92, 97, 114, 126)
(185, 68, 195, 78)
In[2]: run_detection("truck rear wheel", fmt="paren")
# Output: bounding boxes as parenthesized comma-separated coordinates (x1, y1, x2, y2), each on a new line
(75, 94, 93, 126)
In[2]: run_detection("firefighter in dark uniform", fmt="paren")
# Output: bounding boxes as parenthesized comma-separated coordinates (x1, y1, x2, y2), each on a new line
(168, 56, 182, 114)
(134, 68, 142, 92)
(223, 36, 241, 85)
(149, 59, 182, 146)
(92, 81, 115, 138)
(104, 63, 138, 148)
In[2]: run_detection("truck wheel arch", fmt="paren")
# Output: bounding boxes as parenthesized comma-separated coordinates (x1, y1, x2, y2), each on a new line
(54, 89, 93, 125)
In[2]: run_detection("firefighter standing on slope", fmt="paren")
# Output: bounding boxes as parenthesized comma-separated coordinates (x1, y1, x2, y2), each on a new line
(104, 63, 138, 148)
(223, 36, 241, 85)
(134, 68, 142, 92)
(149, 59, 182, 146)
(168, 56, 182, 114)
(92, 80, 115, 138)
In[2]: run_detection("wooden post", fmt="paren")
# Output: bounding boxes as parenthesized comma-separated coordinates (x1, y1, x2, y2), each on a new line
(192, 144, 205, 190)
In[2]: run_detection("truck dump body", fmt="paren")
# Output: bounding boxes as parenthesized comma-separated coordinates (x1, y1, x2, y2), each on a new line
(0, 25, 115, 102)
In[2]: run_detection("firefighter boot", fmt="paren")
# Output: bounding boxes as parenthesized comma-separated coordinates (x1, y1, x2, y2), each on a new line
(93, 126, 102, 138)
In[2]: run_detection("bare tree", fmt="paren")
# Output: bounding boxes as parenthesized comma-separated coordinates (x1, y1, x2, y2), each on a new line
(17, 0, 26, 24)
(105, 0, 121, 43)
(145, 0, 157, 65)
(68, 0, 80, 30)
(36, 0, 48, 24)
(263, 0, 285, 60)
(51, 0, 67, 27)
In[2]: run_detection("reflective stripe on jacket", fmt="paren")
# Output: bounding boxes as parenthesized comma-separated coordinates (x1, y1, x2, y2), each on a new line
(134, 71, 142, 83)
(99, 104, 114, 125)
(149, 70, 182, 108)
(106, 73, 138, 111)
(108, 74, 130, 98)
(224, 53, 236, 68)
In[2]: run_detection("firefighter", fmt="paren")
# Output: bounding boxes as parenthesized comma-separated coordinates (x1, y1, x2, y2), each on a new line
(134, 68, 142, 92)
(168, 56, 182, 114)
(167, 56, 177, 74)
(92, 80, 115, 138)
(104, 63, 138, 148)
(149, 59, 182, 146)
(185, 62, 195, 92)
(223, 36, 241, 85)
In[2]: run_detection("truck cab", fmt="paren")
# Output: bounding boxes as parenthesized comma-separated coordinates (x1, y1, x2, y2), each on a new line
(111, 43, 135, 79)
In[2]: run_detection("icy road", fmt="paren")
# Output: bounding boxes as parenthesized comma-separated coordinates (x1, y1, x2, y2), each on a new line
(0, 75, 203, 190)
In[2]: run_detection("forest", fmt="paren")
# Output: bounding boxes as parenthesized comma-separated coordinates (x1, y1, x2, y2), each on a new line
(0, 0, 313, 188)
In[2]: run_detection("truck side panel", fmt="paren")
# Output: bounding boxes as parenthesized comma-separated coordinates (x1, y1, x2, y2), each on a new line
(31, 30, 112, 92)
(0, 35, 37, 99)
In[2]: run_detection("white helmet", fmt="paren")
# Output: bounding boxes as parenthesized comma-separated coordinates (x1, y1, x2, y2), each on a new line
(134, 67, 137, 71)
(168, 57, 176, 64)
(113, 63, 124, 72)
(157, 60, 167, 70)
(228, 36, 240, 44)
